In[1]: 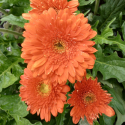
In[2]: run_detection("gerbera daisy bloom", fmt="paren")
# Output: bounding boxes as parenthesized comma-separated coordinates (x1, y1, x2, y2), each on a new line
(19, 68, 70, 122)
(21, 8, 97, 84)
(67, 76, 115, 125)
(23, 0, 79, 20)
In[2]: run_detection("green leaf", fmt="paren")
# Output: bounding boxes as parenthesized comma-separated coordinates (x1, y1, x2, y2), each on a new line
(93, 120, 100, 125)
(92, 20, 99, 31)
(0, 0, 30, 7)
(93, 0, 125, 30)
(56, 104, 70, 125)
(78, 117, 90, 125)
(13, 115, 42, 125)
(0, 95, 28, 117)
(42, 118, 56, 125)
(99, 114, 116, 125)
(0, 109, 17, 125)
(94, 18, 125, 53)
(0, 109, 8, 125)
(0, 51, 23, 92)
(115, 108, 125, 125)
(6, 119, 17, 125)
(104, 83, 125, 125)
(122, 21, 125, 40)
(78, 0, 95, 6)
(75, 10, 81, 15)
(65, 117, 74, 125)
(1, 14, 28, 27)
(93, 45, 125, 82)
(10, 7, 24, 16)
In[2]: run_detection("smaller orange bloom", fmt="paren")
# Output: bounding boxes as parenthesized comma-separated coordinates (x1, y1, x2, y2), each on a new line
(68, 76, 115, 125)
(19, 68, 70, 122)
(23, 0, 79, 20)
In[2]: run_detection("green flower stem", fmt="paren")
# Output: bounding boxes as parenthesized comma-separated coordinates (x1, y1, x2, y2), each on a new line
(0, 7, 8, 16)
(0, 28, 23, 37)
(94, 0, 100, 15)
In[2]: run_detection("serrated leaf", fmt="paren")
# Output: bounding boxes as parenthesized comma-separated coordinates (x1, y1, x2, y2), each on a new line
(93, 0, 125, 30)
(94, 18, 125, 53)
(0, 51, 23, 92)
(0, 95, 28, 117)
(92, 45, 125, 82)
(13, 115, 42, 125)
(56, 104, 70, 125)
(78, 0, 95, 6)
(1, 14, 28, 27)
(99, 114, 116, 125)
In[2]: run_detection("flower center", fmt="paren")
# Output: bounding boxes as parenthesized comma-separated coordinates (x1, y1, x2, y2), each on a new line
(37, 83, 51, 97)
(40, 83, 50, 94)
(53, 40, 66, 53)
(83, 92, 96, 105)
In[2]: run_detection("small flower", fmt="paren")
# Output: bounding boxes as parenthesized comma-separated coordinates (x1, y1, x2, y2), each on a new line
(19, 68, 70, 122)
(21, 8, 97, 84)
(67, 77, 115, 124)
(23, 0, 79, 20)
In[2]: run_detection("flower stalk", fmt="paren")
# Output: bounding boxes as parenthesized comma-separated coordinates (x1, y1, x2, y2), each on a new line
(0, 28, 23, 37)
(94, 0, 100, 15)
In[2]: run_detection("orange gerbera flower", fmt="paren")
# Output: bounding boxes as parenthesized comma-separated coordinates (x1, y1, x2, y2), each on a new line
(23, 0, 79, 19)
(67, 77, 115, 125)
(19, 68, 70, 122)
(21, 8, 97, 84)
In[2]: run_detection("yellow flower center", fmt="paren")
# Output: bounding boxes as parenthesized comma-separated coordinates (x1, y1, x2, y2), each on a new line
(83, 92, 96, 105)
(37, 83, 51, 97)
(40, 83, 50, 94)
(53, 40, 66, 54)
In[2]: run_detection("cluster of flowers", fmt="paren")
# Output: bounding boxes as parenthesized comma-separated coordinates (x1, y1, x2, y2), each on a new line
(20, 0, 115, 124)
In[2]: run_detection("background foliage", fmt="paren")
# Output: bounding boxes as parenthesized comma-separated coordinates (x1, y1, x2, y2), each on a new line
(0, 0, 125, 124)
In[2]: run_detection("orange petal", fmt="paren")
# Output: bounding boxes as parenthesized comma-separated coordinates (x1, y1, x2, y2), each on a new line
(75, 65, 85, 77)
(57, 100, 64, 108)
(68, 62, 76, 77)
(70, 106, 77, 116)
(57, 64, 65, 76)
(31, 57, 47, 70)
(75, 52, 84, 63)
(40, 108, 45, 120)
(72, 115, 80, 124)
(104, 105, 115, 117)
(45, 107, 51, 122)
(72, 60, 78, 67)
(22, 13, 31, 20)
(51, 105, 58, 117)
(59, 93, 67, 101)
(61, 85, 70, 93)
(68, 74, 75, 83)
(58, 108, 63, 113)
(45, 65, 53, 75)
